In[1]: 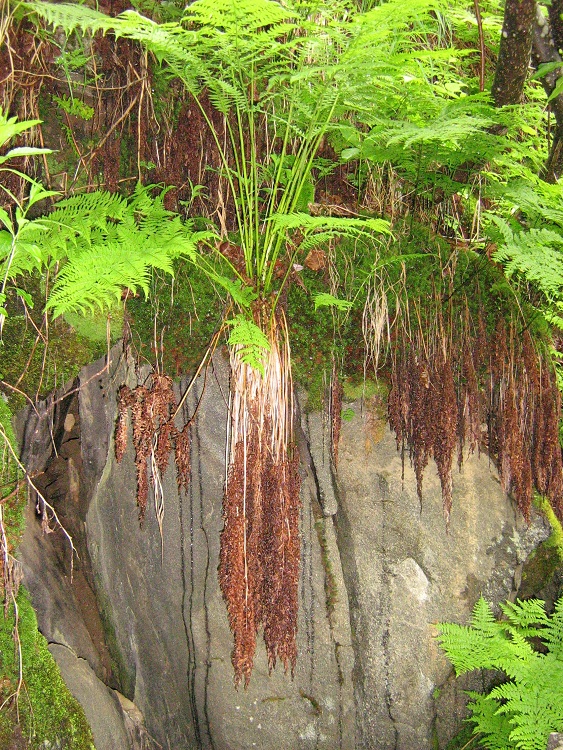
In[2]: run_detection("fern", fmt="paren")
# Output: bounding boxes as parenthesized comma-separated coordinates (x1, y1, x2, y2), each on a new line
(0, 180, 203, 319)
(42, 187, 200, 316)
(226, 314, 271, 374)
(437, 596, 563, 750)
(489, 218, 563, 301)
(23, 2, 114, 35)
(313, 293, 353, 311)
(544, 598, 563, 660)
(465, 692, 513, 750)
(27, 0, 391, 313)
(484, 177, 563, 324)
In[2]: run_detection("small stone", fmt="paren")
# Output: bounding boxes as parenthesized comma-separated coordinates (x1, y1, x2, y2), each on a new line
(64, 412, 76, 432)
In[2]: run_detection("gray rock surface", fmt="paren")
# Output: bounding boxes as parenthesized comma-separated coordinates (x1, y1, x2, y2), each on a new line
(17, 349, 552, 750)
(48, 643, 132, 750)
(19, 347, 354, 750)
(335, 399, 550, 750)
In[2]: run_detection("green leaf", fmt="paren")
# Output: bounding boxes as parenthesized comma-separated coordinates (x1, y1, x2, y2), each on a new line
(341, 147, 360, 160)
(0, 111, 41, 148)
(314, 293, 353, 311)
(0, 146, 53, 165)
(14, 288, 34, 308)
(27, 181, 60, 209)
(548, 76, 563, 103)
(531, 62, 563, 80)
(0, 208, 13, 234)
(227, 314, 271, 374)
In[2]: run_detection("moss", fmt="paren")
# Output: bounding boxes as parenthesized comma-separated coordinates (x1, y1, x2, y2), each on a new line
(287, 282, 336, 392)
(534, 494, 563, 558)
(519, 495, 563, 599)
(63, 305, 124, 344)
(0, 279, 107, 411)
(314, 518, 339, 616)
(125, 262, 223, 376)
(0, 589, 95, 749)
(1, 400, 95, 749)
(0, 399, 26, 550)
(342, 376, 388, 403)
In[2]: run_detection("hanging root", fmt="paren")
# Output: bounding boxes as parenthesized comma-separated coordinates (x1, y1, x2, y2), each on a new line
(219, 311, 301, 687)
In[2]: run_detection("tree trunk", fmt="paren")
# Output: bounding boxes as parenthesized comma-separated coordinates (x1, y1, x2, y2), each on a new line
(491, 0, 536, 107)
(532, 6, 563, 181)
(548, 0, 563, 54)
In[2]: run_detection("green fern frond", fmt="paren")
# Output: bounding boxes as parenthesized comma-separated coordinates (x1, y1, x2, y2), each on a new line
(46, 242, 148, 315)
(270, 212, 391, 237)
(298, 232, 337, 253)
(227, 314, 271, 373)
(545, 598, 563, 659)
(203, 273, 256, 308)
(438, 596, 563, 750)
(49, 190, 130, 226)
(23, 1, 111, 34)
(497, 181, 563, 227)
(313, 293, 353, 311)
(465, 691, 513, 750)
(500, 598, 549, 632)
(40, 187, 198, 316)
(490, 218, 563, 300)
(385, 108, 495, 150)
(185, 0, 294, 33)
(205, 77, 249, 116)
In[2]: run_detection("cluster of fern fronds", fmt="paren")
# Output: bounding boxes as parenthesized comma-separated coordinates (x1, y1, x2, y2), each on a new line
(438, 595, 563, 750)
(115, 373, 191, 530)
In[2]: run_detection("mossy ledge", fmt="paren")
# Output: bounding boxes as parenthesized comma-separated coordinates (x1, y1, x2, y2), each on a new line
(0, 588, 95, 749)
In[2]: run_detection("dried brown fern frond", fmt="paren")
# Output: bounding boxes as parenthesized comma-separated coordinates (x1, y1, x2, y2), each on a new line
(385, 285, 563, 524)
(115, 373, 192, 524)
(219, 310, 301, 687)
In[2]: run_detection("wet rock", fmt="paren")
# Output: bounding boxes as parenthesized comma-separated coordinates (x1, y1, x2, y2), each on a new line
(17, 351, 551, 750)
(334, 401, 550, 750)
(19, 346, 354, 750)
(48, 643, 132, 750)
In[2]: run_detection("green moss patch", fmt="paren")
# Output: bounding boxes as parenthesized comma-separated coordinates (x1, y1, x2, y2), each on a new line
(0, 589, 95, 749)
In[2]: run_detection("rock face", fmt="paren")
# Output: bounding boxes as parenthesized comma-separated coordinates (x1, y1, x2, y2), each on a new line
(17, 347, 550, 750)
(18, 347, 354, 750)
(334, 400, 550, 749)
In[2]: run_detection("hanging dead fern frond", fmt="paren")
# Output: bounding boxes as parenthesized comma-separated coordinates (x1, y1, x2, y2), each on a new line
(386, 281, 563, 524)
(115, 373, 192, 524)
(219, 308, 301, 687)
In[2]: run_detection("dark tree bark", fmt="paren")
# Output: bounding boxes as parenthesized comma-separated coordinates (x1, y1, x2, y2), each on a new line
(532, 5, 563, 181)
(491, 0, 536, 106)
(548, 0, 563, 54)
